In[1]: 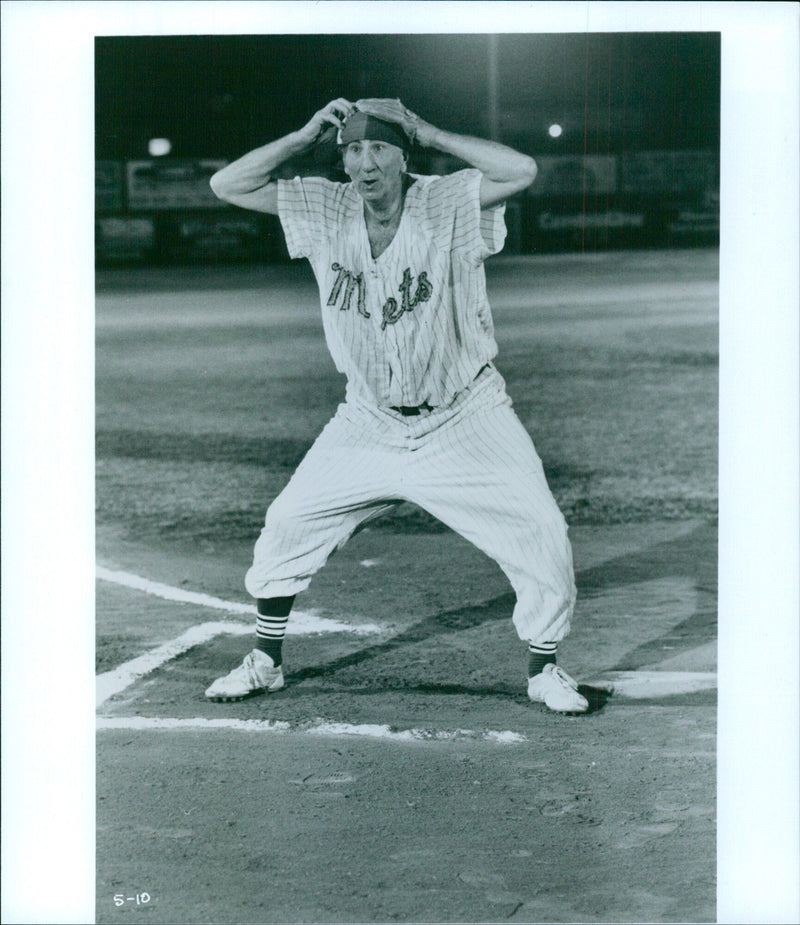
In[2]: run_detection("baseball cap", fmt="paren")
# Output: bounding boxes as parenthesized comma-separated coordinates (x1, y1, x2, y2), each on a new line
(337, 111, 411, 151)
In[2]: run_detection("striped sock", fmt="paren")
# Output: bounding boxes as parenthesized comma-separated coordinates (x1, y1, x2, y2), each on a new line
(255, 596, 295, 667)
(528, 642, 557, 677)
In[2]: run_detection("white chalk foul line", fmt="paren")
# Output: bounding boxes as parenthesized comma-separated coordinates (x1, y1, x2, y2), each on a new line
(96, 715, 526, 744)
(97, 621, 250, 707)
(96, 566, 384, 707)
(595, 671, 717, 699)
(97, 565, 383, 635)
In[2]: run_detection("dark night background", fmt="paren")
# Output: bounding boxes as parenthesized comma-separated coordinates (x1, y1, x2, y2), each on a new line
(95, 33, 720, 160)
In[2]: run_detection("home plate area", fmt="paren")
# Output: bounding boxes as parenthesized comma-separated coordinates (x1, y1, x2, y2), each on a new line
(96, 567, 716, 741)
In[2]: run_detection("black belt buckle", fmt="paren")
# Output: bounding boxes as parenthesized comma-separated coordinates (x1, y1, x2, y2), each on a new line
(389, 367, 489, 417)
(391, 401, 434, 417)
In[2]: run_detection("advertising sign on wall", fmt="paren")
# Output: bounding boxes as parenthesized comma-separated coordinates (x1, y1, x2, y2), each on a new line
(172, 214, 268, 260)
(126, 159, 228, 211)
(96, 217, 155, 262)
(536, 210, 645, 231)
(528, 155, 617, 197)
(95, 161, 125, 213)
(620, 150, 718, 196)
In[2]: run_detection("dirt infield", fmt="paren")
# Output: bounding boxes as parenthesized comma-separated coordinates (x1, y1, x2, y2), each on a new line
(97, 708, 715, 923)
(95, 249, 718, 923)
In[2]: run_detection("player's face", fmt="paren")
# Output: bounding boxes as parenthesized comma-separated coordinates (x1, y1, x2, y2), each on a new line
(342, 139, 406, 204)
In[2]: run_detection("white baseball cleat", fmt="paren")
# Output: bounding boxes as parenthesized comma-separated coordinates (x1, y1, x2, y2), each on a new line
(205, 649, 285, 701)
(527, 663, 589, 713)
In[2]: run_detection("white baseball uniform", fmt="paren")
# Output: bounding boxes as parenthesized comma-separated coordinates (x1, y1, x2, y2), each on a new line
(244, 168, 576, 645)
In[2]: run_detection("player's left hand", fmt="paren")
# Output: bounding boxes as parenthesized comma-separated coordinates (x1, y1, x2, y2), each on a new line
(355, 98, 435, 147)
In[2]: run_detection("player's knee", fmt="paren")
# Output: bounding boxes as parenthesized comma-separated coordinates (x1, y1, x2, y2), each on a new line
(262, 494, 299, 533)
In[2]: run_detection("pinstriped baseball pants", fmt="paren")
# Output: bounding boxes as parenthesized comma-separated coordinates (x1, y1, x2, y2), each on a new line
(245, 366, 576, 644)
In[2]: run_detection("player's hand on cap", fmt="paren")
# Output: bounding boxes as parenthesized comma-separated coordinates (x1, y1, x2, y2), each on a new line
(355, 98, 433, 146)
(299, 98, 355, 146)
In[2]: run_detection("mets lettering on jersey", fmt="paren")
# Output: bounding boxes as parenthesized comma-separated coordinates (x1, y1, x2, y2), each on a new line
(277, 169, 506, 408)
(327, 262, 433, 329)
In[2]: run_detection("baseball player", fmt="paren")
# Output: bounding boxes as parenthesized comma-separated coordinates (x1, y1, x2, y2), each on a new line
(205, 97, 588, 713)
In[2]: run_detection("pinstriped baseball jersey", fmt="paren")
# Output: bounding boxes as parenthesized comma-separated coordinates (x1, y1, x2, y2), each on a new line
(277, 168, 506, 408)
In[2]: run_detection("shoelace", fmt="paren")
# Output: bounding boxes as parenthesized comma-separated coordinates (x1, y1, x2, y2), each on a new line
(242, 653, 259, 681)
(549, 666, 578, 690)
(226, 652, 263, 686)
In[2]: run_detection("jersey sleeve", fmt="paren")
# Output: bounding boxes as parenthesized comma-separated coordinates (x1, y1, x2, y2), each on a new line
(425, 169, 507, 267)
(277, 176, 346, 259)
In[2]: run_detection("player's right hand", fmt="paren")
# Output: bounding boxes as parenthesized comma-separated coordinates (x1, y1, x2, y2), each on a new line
(298, 98, 355, 146)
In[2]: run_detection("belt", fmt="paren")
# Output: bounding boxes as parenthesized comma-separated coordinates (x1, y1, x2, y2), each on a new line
(388, 365, 491, 417)
(390, 401, 435, 416)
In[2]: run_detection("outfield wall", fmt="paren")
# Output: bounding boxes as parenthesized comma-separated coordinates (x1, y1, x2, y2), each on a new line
(96, 150, 718, 265)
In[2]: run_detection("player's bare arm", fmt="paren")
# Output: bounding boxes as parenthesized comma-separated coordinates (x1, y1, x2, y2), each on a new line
(355, 98, 537, 208)
(209, 98, 355, 213)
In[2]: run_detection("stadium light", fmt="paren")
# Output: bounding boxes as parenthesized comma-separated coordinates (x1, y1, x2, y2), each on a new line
(148, 137, 172, 156)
